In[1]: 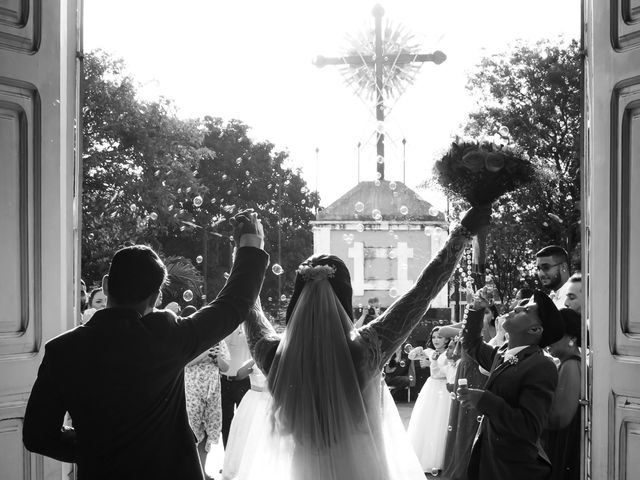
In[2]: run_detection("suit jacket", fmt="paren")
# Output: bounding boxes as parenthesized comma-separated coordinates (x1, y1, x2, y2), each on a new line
(462, 309, 558, 480)
(23, 247, 268, 480)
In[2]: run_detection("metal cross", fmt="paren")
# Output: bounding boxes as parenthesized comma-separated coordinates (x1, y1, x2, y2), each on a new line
(314, 4, 446, 181)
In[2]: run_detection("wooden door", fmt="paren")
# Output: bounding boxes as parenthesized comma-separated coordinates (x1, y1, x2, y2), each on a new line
(0, 1, 80, 478)
(585, 0, 640, 477)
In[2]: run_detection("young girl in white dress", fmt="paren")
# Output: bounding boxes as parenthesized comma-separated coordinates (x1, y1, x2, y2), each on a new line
(407, 326, 456, 474)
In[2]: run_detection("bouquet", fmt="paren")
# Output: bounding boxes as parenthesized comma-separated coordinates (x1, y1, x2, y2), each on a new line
(432, 133, 540, 274)
(432, 136, 538, 206)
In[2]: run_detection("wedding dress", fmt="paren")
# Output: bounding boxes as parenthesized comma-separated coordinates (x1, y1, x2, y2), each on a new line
(232, 225, 471, 480)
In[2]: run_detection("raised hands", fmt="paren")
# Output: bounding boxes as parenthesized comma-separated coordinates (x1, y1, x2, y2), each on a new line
(460, 204, 492, 235)
(229, 209, 264, 249)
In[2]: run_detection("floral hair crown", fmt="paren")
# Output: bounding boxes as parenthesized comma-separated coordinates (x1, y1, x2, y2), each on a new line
(297, 264, 336, 282)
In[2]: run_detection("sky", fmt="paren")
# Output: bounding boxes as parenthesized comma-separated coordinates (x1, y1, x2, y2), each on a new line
(83, 0, 580, 210)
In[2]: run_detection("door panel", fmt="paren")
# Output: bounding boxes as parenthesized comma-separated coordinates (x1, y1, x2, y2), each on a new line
(586, 0, 640, 477)
(0, 0, 79, 478)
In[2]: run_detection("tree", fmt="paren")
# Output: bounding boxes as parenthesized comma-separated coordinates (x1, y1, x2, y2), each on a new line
(82, 50, 317, 315)
(459, 38, 581, 304)
(82, 50, 202, 283)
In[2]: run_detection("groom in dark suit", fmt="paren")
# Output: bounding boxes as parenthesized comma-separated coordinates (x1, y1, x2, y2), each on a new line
(457, 290, 564, 480)
(23, 211, 268, 480)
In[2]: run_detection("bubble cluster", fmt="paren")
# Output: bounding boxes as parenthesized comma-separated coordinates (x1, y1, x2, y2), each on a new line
(183, 289, 194, 302)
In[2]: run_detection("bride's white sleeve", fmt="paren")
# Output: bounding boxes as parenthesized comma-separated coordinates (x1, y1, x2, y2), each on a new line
(358, 225, 472, 369)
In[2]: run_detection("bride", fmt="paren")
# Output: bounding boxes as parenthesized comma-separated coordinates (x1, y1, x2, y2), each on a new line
(230, 206, 490, 480)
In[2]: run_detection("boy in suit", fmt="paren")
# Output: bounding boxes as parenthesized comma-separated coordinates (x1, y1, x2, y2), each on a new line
(457, 290, 564, 480)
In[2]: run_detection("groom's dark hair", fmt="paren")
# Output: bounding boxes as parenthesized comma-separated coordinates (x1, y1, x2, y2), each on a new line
(107, 245, 167, 305)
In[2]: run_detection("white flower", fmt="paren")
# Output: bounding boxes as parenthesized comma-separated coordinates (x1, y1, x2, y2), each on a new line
(297, 264, 336, 282)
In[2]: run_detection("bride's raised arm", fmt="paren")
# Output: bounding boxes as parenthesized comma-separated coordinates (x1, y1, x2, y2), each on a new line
(359, 205, 490, 369)
(243, 299, 281, 375)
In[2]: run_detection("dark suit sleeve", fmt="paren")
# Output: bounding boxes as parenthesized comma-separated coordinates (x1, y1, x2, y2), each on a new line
(461, 308, 498, 372)
(476, 355, 559, 443)
(23, 342, 77, 462)
(176, 246, 269, 362)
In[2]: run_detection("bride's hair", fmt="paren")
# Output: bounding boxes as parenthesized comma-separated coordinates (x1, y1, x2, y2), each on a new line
(285, 254, 353, 323)
(268, 253, 373, 451)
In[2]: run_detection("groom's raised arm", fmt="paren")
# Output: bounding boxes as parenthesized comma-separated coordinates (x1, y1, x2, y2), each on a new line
(175, 211, 269, 362)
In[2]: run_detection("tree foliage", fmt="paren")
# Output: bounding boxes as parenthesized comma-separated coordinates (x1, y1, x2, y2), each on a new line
(82, 50, 317, 315)
(459, 38, 581, 304)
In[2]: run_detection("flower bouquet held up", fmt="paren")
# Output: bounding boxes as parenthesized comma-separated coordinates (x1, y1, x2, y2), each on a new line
(432, 131, 539, 274)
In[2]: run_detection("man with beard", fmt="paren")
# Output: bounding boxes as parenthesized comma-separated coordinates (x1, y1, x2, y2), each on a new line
(535, 245, 571, 309)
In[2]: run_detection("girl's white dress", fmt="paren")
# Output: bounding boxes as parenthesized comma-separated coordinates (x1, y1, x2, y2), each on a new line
(407, 348, 455, 472)
(222, 370, 270, 480)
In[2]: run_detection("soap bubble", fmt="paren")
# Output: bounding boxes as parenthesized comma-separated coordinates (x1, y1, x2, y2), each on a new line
(389, 181, 397, 191)
(271, 264, 284, 275)
(130, 204, 138, 212)
(355, 201, 365, 213)
(356, 223, 365, 233)
(236, 157, 242, 165)
(372, 209, 382, 221)
(149, 212, 158, 221)
(280, 294, 287, 302)
(399, 205, 409, 215)
(388, 250, 397, 260)
(429, 207, 439, 217)
(431, 468, 439, 476)
(222, 174, 228, 180)
(193, 196, 203, 207)
(498, 125, 510, 137)
(376, 155, 384, 164)
(196, 255, 203, 264)
(374, 180, 381, 187)
(376, 171, 382, 180)
(389, 287, 399, 298)
(183, 290, 194, 302)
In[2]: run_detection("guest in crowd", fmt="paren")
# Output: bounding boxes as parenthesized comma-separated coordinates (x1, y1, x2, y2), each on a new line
(407, 326, 456, 475)
(385, 345, 412, 402)
(220, 324, 255, 447)
(457, 290, 564, 480)
(441, 303, 498, 480)
(354, 296, 380, 327)
(544, 308, 582, 480)
(222, 305, 272, 480)
(81, 286, 108, 323)
(510, 287, 534, 310)
(185, 340, 230, 479)
(564, 273, 582, 314)
(536, 245, 571, 309)
(80, 279, 88, 313)
(23, 210, 268, 479)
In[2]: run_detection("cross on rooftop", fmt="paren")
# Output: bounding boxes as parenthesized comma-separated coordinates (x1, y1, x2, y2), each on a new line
(314, 4, 446, 181)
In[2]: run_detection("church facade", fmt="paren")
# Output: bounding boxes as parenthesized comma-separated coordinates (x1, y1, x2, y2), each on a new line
(311, 180, 449, 312)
